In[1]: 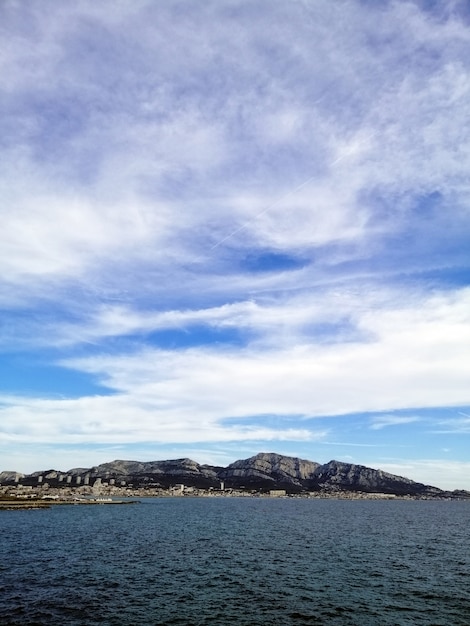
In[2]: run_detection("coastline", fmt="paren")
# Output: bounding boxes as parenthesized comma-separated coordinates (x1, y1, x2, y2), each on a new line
(2, 485, 469, 510)
(0, 498, 138, 510)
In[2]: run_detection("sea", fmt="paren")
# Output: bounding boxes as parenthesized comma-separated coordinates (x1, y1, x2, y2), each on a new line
(1, 497, 469, 626)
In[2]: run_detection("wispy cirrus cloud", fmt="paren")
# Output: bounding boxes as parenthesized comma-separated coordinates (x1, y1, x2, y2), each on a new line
(377, 459, 470, 491)
(3, 286, 462, 429)
(433, 412, 470, 434)
(370, 415, 422, 431)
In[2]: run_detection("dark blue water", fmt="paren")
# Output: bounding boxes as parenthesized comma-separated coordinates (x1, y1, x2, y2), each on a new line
(1, 498, 469, 625)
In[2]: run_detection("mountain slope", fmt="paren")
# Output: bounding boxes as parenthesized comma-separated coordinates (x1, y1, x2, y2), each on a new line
(219, 452, 320, 490)
(309, 460, 436, 495)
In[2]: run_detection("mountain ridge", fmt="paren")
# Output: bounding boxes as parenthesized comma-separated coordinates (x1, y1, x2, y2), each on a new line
(2, 452, 468, 497)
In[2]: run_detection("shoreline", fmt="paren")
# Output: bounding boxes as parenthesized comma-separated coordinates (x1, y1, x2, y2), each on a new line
(2, 489, 469, 510)
(0, 498, 138, 510)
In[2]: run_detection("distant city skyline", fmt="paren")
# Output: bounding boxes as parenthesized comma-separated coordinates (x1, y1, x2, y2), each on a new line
(1, 0, 469, 490)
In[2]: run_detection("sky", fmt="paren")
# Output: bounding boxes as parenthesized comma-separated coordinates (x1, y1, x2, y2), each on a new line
(1, 0, 470, 490)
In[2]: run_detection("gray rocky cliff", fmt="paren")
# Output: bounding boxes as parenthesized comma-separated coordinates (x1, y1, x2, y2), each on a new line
(0, 471, 24, 484)
(310, 460, 432, 495)
(86, 457, 220, 488)
(219, 452, 320, 489)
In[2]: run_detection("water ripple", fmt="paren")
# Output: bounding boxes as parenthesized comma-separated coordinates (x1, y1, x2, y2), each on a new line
(1, 498, 469, 625)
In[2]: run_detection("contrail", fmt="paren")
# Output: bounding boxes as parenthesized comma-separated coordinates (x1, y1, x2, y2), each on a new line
(209, 131, 376, 251)
(209, 173, 318, 251)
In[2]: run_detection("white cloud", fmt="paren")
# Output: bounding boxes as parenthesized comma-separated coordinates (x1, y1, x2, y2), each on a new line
(1, 0, 469, 311)
(377, 459, 470, 491)
(0, 390, 321, 447)
(65, 287, 470, 416)
(370, 415, 421, 430)
(0, 286, 467, 451)
(0, 191, 168, 283)
(434, 413, 470, 434)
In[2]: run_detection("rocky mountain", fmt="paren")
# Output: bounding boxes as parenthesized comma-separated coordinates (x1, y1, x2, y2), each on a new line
(309, 460, 440, 496)
(2, 452, 467, 497)
(85, 458, 221, 489)
(218, 454, 441, 495)
(0, 471, 25, 484)
(219, 452, 320, 490)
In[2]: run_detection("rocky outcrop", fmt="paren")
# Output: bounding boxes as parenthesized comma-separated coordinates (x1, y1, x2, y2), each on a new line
(217, 454, 440, 495)
(17, 458, 220, 489)
(309, 460, 431, 495)
(0, 471, 24, 484)
(219, 452, 320, 490)
(86, 457, 220, 488)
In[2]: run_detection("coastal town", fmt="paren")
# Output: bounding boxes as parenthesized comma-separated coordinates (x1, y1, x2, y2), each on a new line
(2, 474, 467, 509)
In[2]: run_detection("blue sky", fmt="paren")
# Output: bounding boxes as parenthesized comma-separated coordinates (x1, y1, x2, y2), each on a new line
(1, 0, 470, 489)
